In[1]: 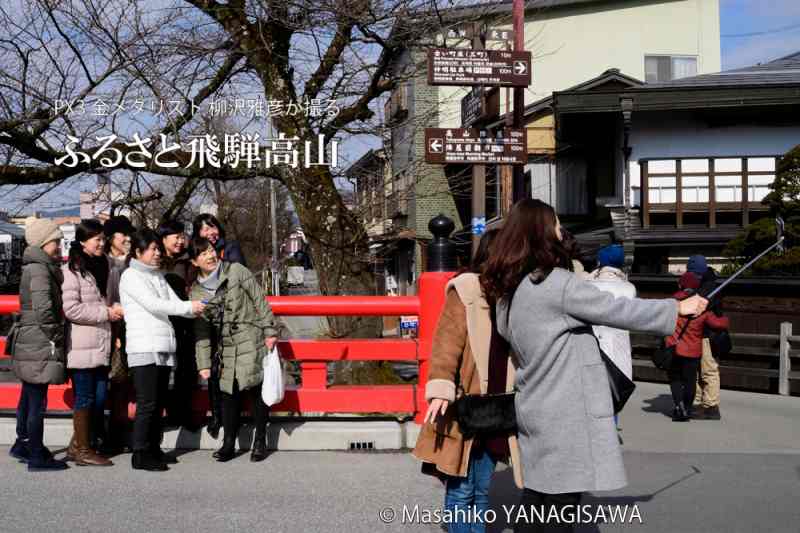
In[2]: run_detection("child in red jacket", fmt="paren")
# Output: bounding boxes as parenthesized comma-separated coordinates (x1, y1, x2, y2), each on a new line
(667, 272, 730, 421)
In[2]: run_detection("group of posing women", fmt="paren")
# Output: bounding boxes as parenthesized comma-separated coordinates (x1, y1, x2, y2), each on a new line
(413, 199, 713, 533)
(8, 213, 278, 472)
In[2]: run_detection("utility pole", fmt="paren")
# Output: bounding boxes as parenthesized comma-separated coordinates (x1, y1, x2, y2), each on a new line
(268, 119, 280, 296)
(471, 22, 486, 256)
(512, 0, 527, 203)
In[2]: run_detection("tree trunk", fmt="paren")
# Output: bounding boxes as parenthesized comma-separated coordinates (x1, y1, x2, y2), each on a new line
(287, 166, 381, 339)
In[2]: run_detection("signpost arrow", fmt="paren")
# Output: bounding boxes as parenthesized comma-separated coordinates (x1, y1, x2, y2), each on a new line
(429, 138, 443, 153)
(513, 61, 527, 75)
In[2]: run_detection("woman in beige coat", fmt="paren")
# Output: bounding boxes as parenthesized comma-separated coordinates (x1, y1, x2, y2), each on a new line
(62, 219, 123, 467)
(413, 229, 522, 533)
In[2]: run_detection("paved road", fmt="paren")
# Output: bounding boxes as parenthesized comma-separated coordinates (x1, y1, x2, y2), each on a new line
(1, 383, 798, 533)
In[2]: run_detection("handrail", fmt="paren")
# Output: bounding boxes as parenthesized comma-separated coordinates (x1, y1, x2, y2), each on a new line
(0, 271, 456, 423)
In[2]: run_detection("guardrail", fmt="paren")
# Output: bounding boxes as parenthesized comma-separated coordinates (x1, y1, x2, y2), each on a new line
(0, 271, 453, 424)
(630, 323, 799, 395)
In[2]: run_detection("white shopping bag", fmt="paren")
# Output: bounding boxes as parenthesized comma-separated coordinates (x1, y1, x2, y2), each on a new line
(262, 346, 285, 406)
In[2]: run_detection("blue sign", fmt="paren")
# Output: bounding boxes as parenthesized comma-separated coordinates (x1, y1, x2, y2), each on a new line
(471, 216, 486, 236)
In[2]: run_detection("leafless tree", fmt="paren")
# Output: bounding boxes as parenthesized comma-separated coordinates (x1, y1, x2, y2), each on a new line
(0, 0, 510, 335)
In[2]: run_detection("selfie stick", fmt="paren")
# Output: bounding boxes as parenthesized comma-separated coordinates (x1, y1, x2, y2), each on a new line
(707, 217, 786, 299)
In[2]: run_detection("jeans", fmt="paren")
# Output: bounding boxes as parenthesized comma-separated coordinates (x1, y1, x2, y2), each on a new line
(131, 365, 171, 452)
(668, 356, 700, 409)
(444, 446, 497, 533)
(16, 382, 49, 458)
(71, 367, 110, 441)
(514, 489, 583, 533)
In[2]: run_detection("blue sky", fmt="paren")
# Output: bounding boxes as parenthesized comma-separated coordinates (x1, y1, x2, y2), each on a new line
(721, 0, 800, 69)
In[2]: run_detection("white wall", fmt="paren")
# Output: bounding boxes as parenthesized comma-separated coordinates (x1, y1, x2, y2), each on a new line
(627, 111, 800, 206)
(437, 0, 721, 128)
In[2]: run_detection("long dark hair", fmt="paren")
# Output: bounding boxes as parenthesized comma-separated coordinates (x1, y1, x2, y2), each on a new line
(469, 228, 500, 274)
(481, 199, 570, 303)
(192, 214, 225, 241)
(127, 229, 163, 267)
(68, 219, 104, 274)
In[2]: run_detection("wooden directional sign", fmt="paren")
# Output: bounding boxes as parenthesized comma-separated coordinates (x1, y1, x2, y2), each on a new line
(461, 87, 500, 128)
(425, 128, 527, 165)
(428, 48, 531, 87)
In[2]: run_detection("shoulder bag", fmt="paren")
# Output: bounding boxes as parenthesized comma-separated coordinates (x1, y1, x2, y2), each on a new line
(652, 318, 691, 370)
(452, 288, 517, 438)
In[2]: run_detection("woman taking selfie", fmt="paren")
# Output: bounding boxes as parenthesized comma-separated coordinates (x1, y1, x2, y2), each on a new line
(483, 199, 708, 533)
(188, 236, 278, 463)
(119, 229, 206, 471)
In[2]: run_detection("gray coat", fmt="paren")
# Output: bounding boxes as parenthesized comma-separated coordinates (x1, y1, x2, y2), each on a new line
(9, 247, 67, 384)
(497, 268, 677, 494)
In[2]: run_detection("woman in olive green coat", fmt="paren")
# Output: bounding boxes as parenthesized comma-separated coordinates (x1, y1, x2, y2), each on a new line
(189, 236, 279, 463)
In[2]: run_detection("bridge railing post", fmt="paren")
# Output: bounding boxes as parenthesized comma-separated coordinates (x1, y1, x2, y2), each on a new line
(415, 215, 458, 424)
(779, 322, 792, 396)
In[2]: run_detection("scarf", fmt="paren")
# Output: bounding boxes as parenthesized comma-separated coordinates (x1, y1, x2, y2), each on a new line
(196, 262, 223, 296)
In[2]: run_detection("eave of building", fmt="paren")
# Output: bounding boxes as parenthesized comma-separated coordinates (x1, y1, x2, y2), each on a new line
(486, 69, 644, 130)
(554, 84, 800, 115)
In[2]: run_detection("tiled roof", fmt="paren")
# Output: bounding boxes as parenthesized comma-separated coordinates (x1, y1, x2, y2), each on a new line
(648, 51, 800, 88)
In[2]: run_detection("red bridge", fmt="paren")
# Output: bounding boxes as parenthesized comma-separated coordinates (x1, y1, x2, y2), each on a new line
(0, 272, 454, 425)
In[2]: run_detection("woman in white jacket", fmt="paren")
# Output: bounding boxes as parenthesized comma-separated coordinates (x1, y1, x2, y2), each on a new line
(587, 244, 636, 440)
(119, 229, 206, 472)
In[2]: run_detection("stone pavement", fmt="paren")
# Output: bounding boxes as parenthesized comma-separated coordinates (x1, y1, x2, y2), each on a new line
(0, 382, 798, 533)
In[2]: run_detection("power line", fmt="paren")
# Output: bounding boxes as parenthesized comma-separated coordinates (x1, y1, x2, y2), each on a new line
(722, 22, 800, 38)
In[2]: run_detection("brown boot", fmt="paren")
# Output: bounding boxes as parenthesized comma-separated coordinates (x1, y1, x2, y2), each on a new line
(73, 409, 113, 467)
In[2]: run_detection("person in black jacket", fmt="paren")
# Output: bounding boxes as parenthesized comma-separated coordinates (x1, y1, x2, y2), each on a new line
(686, 255, 725, 420)
(157, 220, 200, 432)
(191, 214, 246, 437)
(192, 214, 247, 267)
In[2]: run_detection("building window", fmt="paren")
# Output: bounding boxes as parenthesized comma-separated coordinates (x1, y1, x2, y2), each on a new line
(638, 156, 778, 206)
(644, 55, 697, 82)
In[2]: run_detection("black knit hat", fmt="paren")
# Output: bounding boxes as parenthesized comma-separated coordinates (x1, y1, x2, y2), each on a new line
(103, 215, 135, 237)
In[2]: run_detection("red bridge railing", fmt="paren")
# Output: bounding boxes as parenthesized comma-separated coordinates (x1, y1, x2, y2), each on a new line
(0, 272, 453, 424)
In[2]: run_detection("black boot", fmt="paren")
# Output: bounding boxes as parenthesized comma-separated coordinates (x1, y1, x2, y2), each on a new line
(150, 447, 179, 464)
(132, 451, 168, 471)
(672, 402, 690, 422)
(27, 453, 69, 472)
(213, 436, 237, 462)
(250, 436, 268, 462)
(214, 389, 239, 462)
(700, 405, 721, 420)
(9, 438, 31, 463)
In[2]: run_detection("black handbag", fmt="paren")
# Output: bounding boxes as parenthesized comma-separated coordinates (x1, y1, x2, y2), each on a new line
(652, 318, 691, 370)
(452, 291, 518, 438)
(600, 351, 635, 414)
(454, 391, 517, 438)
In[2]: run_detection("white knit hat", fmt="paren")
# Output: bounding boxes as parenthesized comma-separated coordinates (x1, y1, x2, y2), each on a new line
(24, 216, 63, 248)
